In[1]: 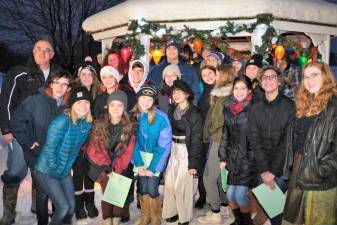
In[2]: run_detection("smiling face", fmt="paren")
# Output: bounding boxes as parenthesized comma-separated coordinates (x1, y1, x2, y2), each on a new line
(100, 74, 117, 90)
(303, 66, 323, 95)
(79, 68, 94, 89)
(131, 67, 144, 84)
(108, 100, 124, 121)
(245, 65, 260, 80)
(206, 56, 219, 68)
(260, 69, 280, 94)
(232, 60, 242, 73)
(233, 81, 249, 102)
(201, 68, 216, 85)
(172, 89, 189, 104)
(108, 54, 120, 69)
(50, 77, 70, 100)
(73, 100, 91, 118)
(164, 72, 178, 87)
(33, 40, 54, 67)
(138, 96, 154, 112)
(166, 46, 179, 61)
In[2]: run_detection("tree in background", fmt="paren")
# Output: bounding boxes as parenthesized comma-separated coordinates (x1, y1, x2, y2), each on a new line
(0, 0, 124, 71)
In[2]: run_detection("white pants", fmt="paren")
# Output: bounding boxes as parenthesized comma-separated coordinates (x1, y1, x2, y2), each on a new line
(162, 141, 198, 223)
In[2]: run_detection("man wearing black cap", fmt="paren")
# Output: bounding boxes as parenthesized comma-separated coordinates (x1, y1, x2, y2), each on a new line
(245, 54, 265, 104)
(148, 41, 200, 101)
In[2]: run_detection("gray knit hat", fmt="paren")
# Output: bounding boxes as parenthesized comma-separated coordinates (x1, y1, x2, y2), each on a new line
(106, 90, 128, 109)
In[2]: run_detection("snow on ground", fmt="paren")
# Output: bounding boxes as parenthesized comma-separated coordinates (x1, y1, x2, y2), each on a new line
(0, 140, 270, 225)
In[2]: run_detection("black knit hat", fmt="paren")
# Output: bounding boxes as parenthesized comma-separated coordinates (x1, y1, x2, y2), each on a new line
(137, 82, 157, 100)
(246, 54, 264, 69)
(172, 79, 194, 102)
(68, 86, 92, 108)
(77, 61, 98, 77)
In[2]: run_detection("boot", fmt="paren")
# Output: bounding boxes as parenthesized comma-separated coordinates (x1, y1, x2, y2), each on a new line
(241, 212, 253, 225)
(121, 207, 130, 223)
(138, 195, 151, 225)
(75, 193, 87, 219)
(103, 218, 113, 225)
(112, 217, 121, 225)
(230, 208, 242, 225)
(252, 204, 267, 225)
(31, 184, 37, 214)
(149, 196, 161, 225)
(0, 186, 18, 225)
(84, 192, 98, 218)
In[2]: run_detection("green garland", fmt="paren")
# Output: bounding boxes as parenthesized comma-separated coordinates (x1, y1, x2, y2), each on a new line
(125, 13, 276, 59)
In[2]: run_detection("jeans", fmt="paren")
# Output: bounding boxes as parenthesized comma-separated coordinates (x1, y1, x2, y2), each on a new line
(226, 185, 250, 206)
(31, 170, 49, 225)
(138, 175, 160, 198)
(257, 176, 288, 225)
(1, 138, 28, 187)
(34, 170, 75, 225)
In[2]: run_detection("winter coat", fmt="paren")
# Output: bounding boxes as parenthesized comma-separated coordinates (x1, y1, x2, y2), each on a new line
(197, 83, 214, 121)
(35, 114, 92, 179)
(218, 96, 256, 186)
(283, 96, 337, 191)
(0, 58, 60, 135)
(248, 92, 295, 177)
(158, 92, 172, 115)
(10, 87, 68, 167)
(203, 85, 232, 143)
(248, 78, 264, 104)
(168, 104, 204, 175)
(148, 57, 200, 100)
(132, 108, 172, 173)
(93, 92, 109, 119)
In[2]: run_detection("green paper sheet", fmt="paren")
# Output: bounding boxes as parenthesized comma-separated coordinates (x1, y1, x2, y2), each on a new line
(102, 172, 132, 208)
(220, 168, 228, 192)
(252, 183, 286, 219)
(133, 151, 160, 177)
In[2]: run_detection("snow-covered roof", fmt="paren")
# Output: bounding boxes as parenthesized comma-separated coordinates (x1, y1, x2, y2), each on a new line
(82, 0, 337, 39)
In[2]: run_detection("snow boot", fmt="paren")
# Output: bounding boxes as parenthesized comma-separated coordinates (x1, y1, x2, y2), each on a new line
(75, 193, 87, 219)
(0, 186, 18, 225)
(84, 192, 98, 218)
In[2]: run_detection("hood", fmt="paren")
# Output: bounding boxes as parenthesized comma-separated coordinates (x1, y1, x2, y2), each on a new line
(210, 85, 232, 97)
(127, 60, 148, 93)
(39, 86, 70, 106)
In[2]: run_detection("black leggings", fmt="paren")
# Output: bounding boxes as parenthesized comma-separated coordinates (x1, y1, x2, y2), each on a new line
(72, 153, 95, 192)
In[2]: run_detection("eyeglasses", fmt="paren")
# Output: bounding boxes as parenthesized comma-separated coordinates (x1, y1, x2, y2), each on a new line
(303, 73, 321, 80)
(52, 81, 69, 88)
(34, 47, 54, 54)
(261, 74, 278, 81)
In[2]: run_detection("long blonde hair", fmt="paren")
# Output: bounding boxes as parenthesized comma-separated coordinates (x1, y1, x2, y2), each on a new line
(132, 103, 156, 125)
(296, 62, 337, 118)
(65, 106, 93, 125)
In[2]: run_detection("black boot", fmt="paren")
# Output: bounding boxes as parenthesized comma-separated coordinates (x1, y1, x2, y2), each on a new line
(0, 186, 18, 225)
(241, 212, 252, 225)
(166, 214, 178, 223)
(121, 208, 130, 223)
(31, 182, 37, 214)
(178, 222, 189, 225)
(75, 193, 87, 220)
(84, 192, 98, 218)
(230, 208, 242, 225)
(194, 197, 206, 209)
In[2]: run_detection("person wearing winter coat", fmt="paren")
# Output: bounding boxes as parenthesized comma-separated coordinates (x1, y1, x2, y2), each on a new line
(148, 41, 200, 100)
(248, 66, 295, 225)
(85, 90, 135, 225)
(120, 60, 148, 111)
(34, 87, 93, 225)
(10, 70, 71, 225)
(157, 64, 181, 114)
(132, 83, 172, 225)
(245, 54, 265, 104)
(282, 62, 337, 225)
(0, 39, 59, 225)
(162, 80, 203, 225)
(72, 61, 100, 220)
(93, 65, 122, 118)
(218, 76, 256, 225)
(197, 64, 235, 224)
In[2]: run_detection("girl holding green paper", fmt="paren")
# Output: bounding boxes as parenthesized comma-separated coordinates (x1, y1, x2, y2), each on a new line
(132, 82, 172, 225)
(219, 75, 255, 225)
(85, 90, 135, 225)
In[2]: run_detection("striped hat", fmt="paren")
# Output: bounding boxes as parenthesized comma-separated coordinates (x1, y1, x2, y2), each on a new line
(137, 82, 157, 100)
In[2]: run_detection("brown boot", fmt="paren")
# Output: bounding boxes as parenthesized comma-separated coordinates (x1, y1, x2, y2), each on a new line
(0, 186, 19, 225)
(139, 195, 151, 225)
(252, 203, 267, 225)
(149, 196, 161, 225)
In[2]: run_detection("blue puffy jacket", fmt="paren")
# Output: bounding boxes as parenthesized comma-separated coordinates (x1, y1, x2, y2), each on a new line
(35, 114, 92, 179)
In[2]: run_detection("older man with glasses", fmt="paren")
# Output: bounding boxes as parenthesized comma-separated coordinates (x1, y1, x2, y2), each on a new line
(0, 39, 60, 225)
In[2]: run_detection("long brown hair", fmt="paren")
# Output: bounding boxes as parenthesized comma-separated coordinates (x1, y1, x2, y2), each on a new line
(296, 62, 337, 118)
(102, 50, 127, 76)
(73, 69, 101, 100)
(89, 110, 133, 151)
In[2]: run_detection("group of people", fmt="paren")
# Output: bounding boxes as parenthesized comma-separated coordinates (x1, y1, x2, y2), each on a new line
(0, 38, 336, 225)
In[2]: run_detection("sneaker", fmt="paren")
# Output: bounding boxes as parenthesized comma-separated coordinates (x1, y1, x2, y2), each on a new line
(197, 211, 222, 224)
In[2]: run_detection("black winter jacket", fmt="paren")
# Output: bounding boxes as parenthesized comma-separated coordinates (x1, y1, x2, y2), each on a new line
(248, 92, 295, 177)
(168, 104, 204, 175)
(10, 87, 67, 167)
(284, 96, 337, 190)
(219, 96, 256, 186)
(197, 83, 213, 121)
(0, 58, 59, 135)
(93, 92, 109, 119)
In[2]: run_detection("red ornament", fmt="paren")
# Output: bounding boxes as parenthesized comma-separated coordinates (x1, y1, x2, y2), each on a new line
(121, 47, 132, 63)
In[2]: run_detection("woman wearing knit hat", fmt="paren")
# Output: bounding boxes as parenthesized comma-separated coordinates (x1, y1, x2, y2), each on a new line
(132, 83, 172, 225)
(93, 65, 122, 119)
(162, 80, 203, 225)
(72, 60, 101, 220)
(207, 51, 224, 68)
(245, 54, 265, 104)
(85, 90, 136, 225)
(158, 64, 182, 114)
(34, 86, 93, 225)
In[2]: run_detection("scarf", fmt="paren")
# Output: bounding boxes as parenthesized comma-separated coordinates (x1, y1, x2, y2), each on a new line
(228, 92, 252, 116)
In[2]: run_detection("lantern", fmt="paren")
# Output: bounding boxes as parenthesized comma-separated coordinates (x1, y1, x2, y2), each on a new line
(275, 45, 285, 62)
(120, 47, 132, 63)
(151, 46, 163, 65)
(193, 38, 203, 54)
(299, 50, 309, 68)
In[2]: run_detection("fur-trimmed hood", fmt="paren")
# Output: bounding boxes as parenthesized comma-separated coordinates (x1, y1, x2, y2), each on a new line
(210, 85, 232, 97)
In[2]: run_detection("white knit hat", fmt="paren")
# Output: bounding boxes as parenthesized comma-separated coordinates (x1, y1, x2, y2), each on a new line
(162, 64, 182, 79)
(100, 65, 122, 83)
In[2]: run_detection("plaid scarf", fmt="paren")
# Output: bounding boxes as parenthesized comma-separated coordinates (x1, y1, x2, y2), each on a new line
(227, 92, 253, 116)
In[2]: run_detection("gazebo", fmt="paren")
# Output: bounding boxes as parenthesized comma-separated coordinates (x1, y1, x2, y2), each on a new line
(82, 0, 337, 64)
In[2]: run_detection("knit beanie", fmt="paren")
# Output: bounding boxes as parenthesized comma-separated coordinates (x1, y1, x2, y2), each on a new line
(162, 64, 182, 79)
(77, 61, 98, 77)
(137, 83, 157, 100)
(208, 51, 225, 65)
(246, 54, 264, 69)
(68, 86, 92, 108)
(100, 65, 122, 83)
(106, 90, 128, 109)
